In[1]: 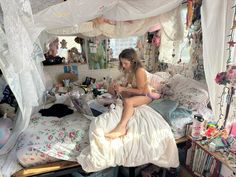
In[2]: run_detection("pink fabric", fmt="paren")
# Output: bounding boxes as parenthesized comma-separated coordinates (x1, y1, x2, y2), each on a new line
(230, 122, 236, 136)
(148, 24, 161, 32)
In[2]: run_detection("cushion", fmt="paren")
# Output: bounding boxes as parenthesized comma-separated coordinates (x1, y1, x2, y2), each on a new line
(146, 71, 171, 91)
(168, 74, 209, 111)
(17, 112, 90, 164)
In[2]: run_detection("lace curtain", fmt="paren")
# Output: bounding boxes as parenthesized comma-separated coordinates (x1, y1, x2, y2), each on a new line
(0, 0, 46, 176)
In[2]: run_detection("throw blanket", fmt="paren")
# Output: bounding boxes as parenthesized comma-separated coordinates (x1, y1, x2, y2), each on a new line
(77, 100, 179, 172)
(148, 99, 192, 126)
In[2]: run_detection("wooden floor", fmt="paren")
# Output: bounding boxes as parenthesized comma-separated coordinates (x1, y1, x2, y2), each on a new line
(12, 136, 188, 177)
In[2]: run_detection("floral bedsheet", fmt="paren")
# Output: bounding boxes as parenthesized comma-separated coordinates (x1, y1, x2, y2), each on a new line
(16, 111, 90, 167)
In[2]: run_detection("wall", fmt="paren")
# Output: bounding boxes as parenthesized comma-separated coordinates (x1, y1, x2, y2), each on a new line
(43, 63, 121, 84)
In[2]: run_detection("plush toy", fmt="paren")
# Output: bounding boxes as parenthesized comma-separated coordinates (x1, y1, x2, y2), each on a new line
(48, 38, 59, 57)
(0, 103, 16, 118)
(0, 114, 13, 149)
(60, 39, 67, 49)
(70, 47, 85, 63)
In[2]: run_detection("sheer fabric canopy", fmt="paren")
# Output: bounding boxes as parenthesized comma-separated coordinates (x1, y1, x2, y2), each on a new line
(0, 0, 235, 176)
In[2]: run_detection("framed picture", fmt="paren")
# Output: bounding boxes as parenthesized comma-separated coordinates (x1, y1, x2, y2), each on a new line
(87, 38, 108, 70)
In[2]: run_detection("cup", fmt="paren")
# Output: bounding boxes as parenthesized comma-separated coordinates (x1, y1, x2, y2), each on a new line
(191, 114, 204, 140)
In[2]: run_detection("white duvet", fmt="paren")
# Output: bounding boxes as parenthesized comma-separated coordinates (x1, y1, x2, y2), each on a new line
(77, 101, 179, 172)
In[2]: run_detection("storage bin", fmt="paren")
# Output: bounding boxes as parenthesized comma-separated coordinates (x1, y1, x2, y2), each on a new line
(71, 166, 119, 177)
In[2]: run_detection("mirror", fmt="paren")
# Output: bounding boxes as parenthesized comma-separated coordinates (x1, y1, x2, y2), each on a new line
(43, 36, 87, 66)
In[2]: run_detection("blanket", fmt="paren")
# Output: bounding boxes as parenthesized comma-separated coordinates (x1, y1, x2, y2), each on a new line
(148, 99, 192, 126)
(77, 100, 179, 172)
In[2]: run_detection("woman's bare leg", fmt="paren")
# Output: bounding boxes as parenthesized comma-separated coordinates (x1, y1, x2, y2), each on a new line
(105, 96, 152, 139)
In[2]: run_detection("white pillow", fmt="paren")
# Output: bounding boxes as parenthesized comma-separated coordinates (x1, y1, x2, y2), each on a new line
(146, 71, 171, 90)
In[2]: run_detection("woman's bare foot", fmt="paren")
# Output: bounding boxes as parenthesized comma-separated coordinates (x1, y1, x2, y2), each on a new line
(105, 125, 127, 139)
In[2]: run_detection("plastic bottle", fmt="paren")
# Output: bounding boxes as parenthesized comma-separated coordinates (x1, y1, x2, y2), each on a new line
(191, 114, 204, 140)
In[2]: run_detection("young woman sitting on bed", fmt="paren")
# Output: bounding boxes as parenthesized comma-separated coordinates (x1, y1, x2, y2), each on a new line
(105, 48, 161, 139)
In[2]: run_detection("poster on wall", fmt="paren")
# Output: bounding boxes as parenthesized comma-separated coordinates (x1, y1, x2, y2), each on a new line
(87, 38, 108, 70)
(63, 64, 79, 76)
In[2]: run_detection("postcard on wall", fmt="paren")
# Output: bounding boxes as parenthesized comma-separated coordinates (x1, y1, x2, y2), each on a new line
(71, 63, 79, 75)
(64, 65, 71, 73)
(63, 64, 79, 76)
(87, 39, 108, 70)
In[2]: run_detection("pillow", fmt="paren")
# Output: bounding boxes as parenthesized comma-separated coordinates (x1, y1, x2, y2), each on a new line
(17, 113, 90, 162)
(146, 71, 171, 91)
(168, 74, 209, 111)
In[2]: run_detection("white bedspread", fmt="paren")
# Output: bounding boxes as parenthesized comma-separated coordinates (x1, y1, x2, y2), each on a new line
(77, 101, 179, 172)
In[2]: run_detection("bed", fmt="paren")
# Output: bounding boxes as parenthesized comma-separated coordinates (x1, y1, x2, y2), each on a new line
(14, 74, 213, 176)
(16, 111, 90, 168)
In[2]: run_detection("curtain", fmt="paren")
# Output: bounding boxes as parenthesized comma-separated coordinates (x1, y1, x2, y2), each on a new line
(0, 0, 46, 176)
(202, 0, 236, 121)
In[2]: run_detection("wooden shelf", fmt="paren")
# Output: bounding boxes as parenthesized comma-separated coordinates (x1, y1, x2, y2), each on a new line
(12, 161, 80, 177)
(176, 136, 188, 144)
(187, 136, 236, 175)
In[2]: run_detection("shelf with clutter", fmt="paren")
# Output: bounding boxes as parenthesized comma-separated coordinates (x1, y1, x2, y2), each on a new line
(184, 115, 236, 176)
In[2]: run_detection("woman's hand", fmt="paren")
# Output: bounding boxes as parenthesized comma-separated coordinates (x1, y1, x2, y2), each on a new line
(107, 82, 117, 95)
(114, 84, 125, 93)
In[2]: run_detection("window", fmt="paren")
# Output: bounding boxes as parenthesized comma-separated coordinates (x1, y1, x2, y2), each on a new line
(109, 36, 138, 59)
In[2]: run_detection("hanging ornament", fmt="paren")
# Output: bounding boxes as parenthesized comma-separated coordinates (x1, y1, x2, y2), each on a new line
(172, 42, 176, 58)
(226, 3, 236, 64)
(228, 40, 236, 47)
(232, 20, 236, 29)
(217, 2, 236, 127)
(186, 0, 193, 29)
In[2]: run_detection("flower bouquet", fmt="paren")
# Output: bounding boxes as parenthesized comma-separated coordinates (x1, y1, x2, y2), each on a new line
(215, 63, 236, 85)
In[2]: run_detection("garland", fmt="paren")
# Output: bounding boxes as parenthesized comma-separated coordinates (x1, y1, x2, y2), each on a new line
(226, 4, 236, 64)
(217, 3, 236, 126)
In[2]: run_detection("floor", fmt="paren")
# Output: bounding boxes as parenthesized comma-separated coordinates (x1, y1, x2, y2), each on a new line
(57, 166, 180, 177)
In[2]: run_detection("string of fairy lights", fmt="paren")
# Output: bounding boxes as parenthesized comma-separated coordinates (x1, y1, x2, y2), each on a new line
(217, 3, 236, 126)
(226, 4, 236, 65)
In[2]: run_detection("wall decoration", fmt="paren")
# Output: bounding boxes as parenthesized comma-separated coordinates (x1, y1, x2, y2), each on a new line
(87, 38, 107, 70)
(216, 2, 236, 127)
(57, 36, 87, 65)
(63, 64, 79, 76)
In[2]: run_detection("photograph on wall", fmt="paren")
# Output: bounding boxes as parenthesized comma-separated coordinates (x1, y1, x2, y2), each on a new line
(87, 38, 108, 70)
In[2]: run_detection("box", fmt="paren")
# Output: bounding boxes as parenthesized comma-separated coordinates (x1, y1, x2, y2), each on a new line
(71, 167, 119, 177)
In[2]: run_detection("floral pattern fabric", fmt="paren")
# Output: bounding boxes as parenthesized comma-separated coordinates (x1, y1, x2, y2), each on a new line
(16, 112, 90, 167)
(168, 74, 209, 111)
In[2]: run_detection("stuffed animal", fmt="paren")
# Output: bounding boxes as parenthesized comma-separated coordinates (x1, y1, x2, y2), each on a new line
(0, 103, 16, 119)
(48, 38, 59, 57)
(60, 39, 67, 49)
(70, 47, 85, 63)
